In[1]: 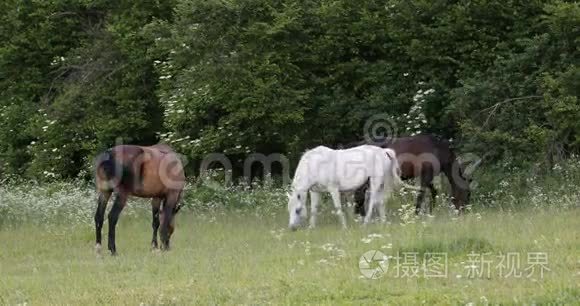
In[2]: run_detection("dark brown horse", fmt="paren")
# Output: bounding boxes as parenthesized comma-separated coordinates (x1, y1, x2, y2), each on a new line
(94, 143, 185, 255)
(349, 135, 471, 216)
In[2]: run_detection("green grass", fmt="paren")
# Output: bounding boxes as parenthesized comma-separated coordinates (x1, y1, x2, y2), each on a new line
(1, 203, 578, 305)
(2, 161, 580, 304)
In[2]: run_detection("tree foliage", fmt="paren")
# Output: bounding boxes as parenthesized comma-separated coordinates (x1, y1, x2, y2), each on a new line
(0, 0, 578, 179)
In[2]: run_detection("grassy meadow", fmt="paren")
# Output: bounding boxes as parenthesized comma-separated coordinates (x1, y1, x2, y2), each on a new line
(1, 163, 579, 305)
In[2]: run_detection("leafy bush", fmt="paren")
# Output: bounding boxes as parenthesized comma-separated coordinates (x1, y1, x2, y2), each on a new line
(0, 0, 578, 179)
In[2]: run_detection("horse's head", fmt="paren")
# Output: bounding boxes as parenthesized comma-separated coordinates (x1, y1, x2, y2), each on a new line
(451, 181, 471, 211)
(450, 162, 475, 211)
(287, 190, 307, 231)
(451, 155, 481, 211)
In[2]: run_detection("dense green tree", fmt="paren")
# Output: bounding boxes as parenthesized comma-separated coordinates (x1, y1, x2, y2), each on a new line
(448, 1, 579, 164)
(0, 0, 577, 179)
(0, 0, 175, 178)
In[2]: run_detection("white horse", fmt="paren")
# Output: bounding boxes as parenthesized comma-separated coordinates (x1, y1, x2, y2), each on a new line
(287, 145, 418, 230)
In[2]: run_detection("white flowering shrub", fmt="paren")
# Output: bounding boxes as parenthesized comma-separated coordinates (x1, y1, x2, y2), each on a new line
(0, 157, 578, 227)
(0, 181, 96, 227)
(402, 87, 434, 136)
(470, 158, 580, 211)
(184, 171, 288, 215)
(0, 181, 150, 228)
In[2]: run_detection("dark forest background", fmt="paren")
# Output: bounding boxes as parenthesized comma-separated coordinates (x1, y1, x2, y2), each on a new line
(0, 0, 578, 180)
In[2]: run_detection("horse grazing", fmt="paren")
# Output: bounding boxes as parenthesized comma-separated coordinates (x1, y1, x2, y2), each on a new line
(351, 134, 472, 216)
(94, 143, 185, 255)
(287, 145, 419, 229)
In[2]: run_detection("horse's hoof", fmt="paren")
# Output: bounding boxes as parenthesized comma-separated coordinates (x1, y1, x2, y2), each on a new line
(95, 243, 102, 254)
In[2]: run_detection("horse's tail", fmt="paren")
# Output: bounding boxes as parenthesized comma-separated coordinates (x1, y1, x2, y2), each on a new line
(100, 150, 117, 181)
(97, 149, 139, 189)
(96, 149, 123, 190)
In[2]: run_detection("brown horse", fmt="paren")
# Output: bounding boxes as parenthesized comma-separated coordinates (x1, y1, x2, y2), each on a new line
(349, 135, 471, 216)
(94, 143, 185, 255)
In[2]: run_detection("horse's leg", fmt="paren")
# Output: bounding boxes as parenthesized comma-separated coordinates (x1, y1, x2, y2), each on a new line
(414, 188, 426, 215)
(428, 183, 437, 214)
(364, 188, 371, 215)
(375, 187, 387, 223)
(151, 197, 162, 249)
(363, 181, 378, 224)
(94, 191, 111, 254)
(160, 192, 178, 251)
(415, 167, 434, 215)
(329, 188, 347, 229)
(107, 192, 127, 255)
(341, 193, 348, 207)
(309, 191, 320, 229)
(363, 191, 375, 225)
(354, 184, 367, 217)
(343, 192, 358, 221)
